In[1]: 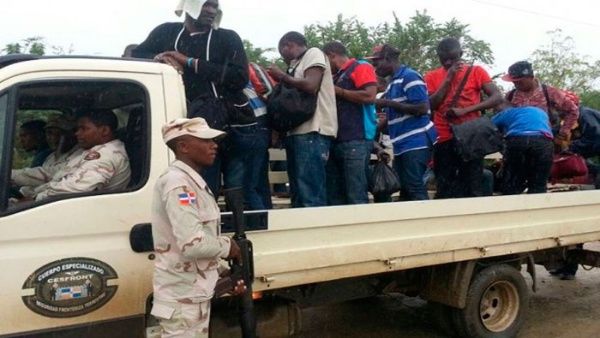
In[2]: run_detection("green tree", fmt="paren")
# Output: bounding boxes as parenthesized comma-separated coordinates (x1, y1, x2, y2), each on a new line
(243, 40, 274, 67)
(580, 90, 600, 110)
(304, 11, 494, 73)
(531, 29, 600, 93)
(304, 14, 373, 59)
(2, 36, 73, 56)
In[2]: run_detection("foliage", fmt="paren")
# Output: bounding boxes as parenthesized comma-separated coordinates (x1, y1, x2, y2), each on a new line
(531, 29, 600, 93)
(243, 40, 274, 67)
(2, 36, 73, 56)
(304, 11, 494, 73)
(580, 90, 600, 110)
(243, 39, 287, 69)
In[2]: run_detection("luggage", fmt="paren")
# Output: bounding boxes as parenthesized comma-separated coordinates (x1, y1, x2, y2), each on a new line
(550, 152, 588, 180)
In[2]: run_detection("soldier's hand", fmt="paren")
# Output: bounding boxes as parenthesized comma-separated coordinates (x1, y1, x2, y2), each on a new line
(227, 240, 242, 261)
(231, 279, 247, 296)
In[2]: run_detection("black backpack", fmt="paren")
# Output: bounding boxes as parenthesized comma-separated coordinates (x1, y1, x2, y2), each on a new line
(266, 51, 321, 133)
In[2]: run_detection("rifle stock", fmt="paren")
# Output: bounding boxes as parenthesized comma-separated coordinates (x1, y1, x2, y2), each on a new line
(223, 188, 257, 338)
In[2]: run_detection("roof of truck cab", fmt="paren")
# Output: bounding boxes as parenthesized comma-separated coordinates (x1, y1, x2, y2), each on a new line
(0, 54, 178, 78)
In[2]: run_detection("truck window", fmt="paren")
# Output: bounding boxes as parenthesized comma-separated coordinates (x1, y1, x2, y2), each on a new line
(5, 80, 149, 213)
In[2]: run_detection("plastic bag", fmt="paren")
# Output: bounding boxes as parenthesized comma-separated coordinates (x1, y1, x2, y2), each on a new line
(369, 161, 401, 195)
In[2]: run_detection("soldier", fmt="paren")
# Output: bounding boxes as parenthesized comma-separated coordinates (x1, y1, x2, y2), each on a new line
(31, 110, 130, 201)
(151, 117, 244, 338)
(11, 115, 81, 190)
(18, 119, 52, 168)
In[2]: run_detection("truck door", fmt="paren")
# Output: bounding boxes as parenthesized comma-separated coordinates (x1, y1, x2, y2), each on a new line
(0, 67, 168, 338)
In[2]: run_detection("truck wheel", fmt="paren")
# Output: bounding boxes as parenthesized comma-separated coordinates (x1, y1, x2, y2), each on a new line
(452, 264, 528, 338)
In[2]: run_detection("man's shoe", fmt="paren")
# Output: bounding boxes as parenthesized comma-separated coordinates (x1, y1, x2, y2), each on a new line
(560, 273, 576, 281)
(549, 268, 564, 276)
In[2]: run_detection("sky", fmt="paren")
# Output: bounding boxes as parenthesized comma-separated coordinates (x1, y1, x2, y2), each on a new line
(2, 0, 600, 77)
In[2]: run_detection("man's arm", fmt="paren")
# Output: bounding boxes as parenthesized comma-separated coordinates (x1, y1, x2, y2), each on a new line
(158, 30, 250, 93)
(11, 167, 51, 187)
(196, 30, 249, 92)
(551, 88, 580, 138)
(376, 100, 429, 116)
(336, 85, 377, 104)
(34, 152, 126, 201)
(449, 82, 503, 117)
(428, 63, 462, 110)
(276, 66, 324, 95)
(377, 72, 430, 116)
(337, 63, 378, 104)
(131, 23, 175, 59)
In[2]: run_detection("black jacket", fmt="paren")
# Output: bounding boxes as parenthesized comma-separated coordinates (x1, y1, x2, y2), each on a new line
(571, 106, 600, 158)
(132, 23, 249, 109)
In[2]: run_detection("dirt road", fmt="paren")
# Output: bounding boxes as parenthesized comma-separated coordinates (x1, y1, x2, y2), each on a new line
(298, 266, 600, 337)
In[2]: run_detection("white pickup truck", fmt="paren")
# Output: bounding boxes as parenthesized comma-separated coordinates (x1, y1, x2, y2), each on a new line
(1, 56, 600, 338)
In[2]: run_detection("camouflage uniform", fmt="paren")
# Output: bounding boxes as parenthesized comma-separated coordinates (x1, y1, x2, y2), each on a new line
(151, 160, 231, 338)
(33, 139, 130, 200)
(11, 146, 82, 189)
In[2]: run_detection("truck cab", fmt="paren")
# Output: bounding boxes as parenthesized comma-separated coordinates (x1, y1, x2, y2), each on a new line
(0, 56, 179, 337)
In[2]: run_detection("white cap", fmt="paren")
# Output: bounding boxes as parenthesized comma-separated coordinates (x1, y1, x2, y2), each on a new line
(175, 0, 223, 29)
(162, 117, 225, 143)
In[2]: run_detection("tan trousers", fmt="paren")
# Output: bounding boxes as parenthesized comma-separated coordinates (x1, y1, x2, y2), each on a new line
(151, 300, 211, 338)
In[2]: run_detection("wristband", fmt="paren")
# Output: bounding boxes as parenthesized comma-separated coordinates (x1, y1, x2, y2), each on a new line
(186, 57, 194, 68)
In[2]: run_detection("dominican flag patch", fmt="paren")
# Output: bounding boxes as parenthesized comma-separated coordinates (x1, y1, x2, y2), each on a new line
(178, 192, 197, 206)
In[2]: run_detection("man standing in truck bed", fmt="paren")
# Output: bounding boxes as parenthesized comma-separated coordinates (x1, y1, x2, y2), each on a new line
(133, 0, 254, 197)
(151, 117, 244, 338)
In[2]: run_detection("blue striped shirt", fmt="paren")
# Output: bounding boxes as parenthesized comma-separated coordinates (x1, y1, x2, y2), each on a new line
(383, 66, 437, 155)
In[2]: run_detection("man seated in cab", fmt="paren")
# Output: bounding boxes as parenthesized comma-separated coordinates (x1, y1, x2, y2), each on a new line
(11, 115, 82, 196)
(31, 110, 131, 201)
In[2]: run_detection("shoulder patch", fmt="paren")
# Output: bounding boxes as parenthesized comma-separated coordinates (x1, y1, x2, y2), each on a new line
(178, 188, 198, 206)
(84, 151, 101, 161)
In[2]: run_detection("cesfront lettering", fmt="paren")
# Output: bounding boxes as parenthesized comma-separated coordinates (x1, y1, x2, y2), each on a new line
(47, 274, 94, 284)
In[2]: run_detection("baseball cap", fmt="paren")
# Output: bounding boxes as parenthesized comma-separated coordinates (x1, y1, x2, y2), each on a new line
(502, 61, 534, 82)
(365, 44, 400, 60)
(162, 117, 226, 144)
(45, 115, 76, 131)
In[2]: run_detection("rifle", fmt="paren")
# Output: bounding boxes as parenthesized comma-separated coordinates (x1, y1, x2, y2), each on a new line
(223, 187, 257, 338)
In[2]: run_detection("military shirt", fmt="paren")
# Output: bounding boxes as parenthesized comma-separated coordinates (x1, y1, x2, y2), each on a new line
(12, 146, 83, 188)
(152, 160, 231, 303)
(34, 139, 130, 201)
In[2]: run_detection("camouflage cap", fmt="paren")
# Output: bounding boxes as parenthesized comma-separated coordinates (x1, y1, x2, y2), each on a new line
(162, 117, 226, 144)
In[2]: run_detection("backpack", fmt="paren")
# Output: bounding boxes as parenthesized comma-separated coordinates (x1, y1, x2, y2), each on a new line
(248, 62, 277, 99)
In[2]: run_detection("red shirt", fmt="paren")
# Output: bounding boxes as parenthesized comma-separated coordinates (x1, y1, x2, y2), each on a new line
(339, 58, 377, 89)
(508, 80, 579, 137)
(424, 65, 492, 143)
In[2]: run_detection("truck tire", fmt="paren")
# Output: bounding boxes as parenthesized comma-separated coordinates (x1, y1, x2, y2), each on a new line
(451, 264, 528, 338)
